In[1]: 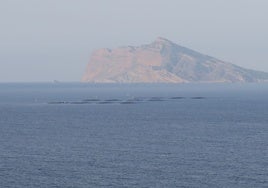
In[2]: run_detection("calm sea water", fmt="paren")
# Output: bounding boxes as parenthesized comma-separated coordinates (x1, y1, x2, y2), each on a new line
(0, 83, 268, 188)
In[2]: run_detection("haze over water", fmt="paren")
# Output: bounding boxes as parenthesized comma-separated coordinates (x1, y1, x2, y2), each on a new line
(0, 83, 267, 187)
(1, 0, 268, 187)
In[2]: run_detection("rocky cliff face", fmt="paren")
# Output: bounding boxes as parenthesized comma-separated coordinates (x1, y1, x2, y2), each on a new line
(82, 37, 268, 83)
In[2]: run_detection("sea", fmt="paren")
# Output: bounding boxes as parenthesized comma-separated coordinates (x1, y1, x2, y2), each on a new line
(0, 83, 267, 188)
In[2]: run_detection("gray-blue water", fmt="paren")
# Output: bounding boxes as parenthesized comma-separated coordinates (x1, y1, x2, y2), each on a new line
(0, 83, 268, 188)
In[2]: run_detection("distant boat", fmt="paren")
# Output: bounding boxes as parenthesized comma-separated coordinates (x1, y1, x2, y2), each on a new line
(53, 80, 60, 84)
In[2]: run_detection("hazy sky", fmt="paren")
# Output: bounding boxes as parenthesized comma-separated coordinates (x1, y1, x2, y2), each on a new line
(0, 0, 267, 82)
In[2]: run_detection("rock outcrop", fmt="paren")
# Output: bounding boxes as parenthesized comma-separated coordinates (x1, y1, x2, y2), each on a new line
(82, 37, 268, 83)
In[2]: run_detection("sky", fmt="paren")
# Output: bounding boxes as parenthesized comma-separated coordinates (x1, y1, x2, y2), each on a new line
(0, 0, 267, 82)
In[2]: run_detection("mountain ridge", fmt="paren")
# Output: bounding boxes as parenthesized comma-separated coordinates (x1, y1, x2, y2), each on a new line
(82, 38, 268, 83)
